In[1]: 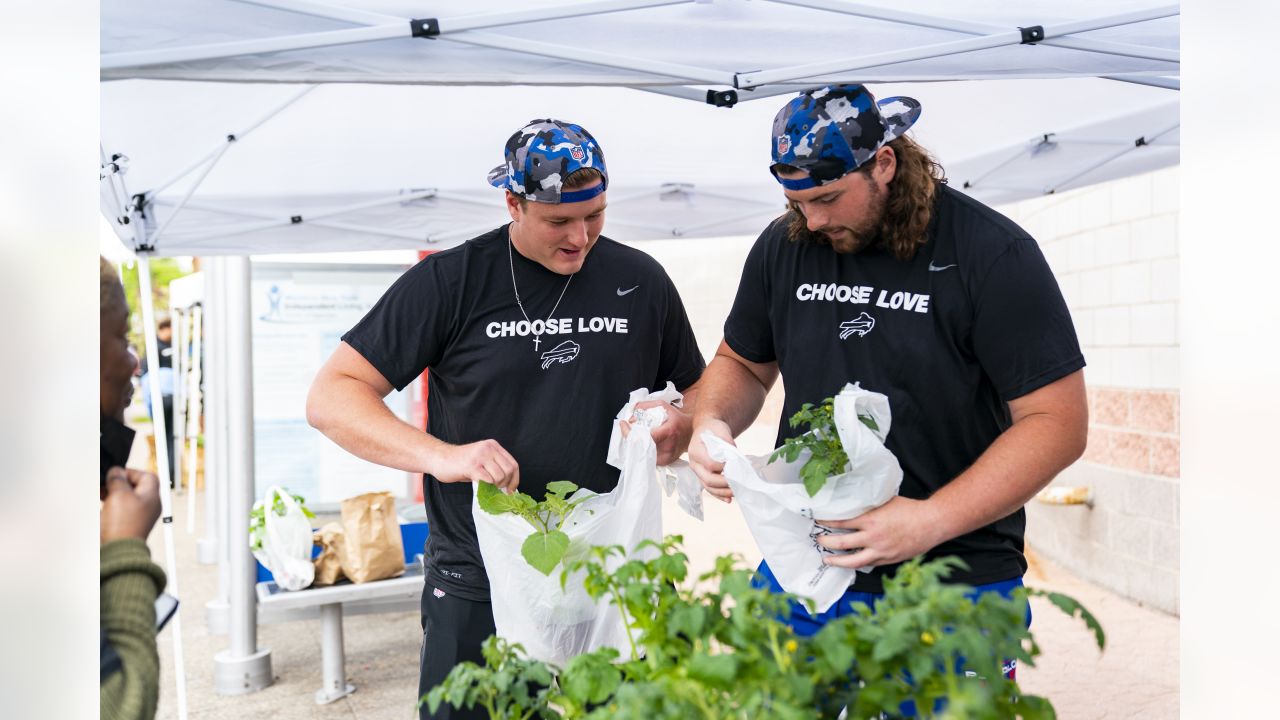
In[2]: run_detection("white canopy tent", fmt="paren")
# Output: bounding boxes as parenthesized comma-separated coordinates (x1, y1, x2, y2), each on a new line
(100, 0, 1179, 711)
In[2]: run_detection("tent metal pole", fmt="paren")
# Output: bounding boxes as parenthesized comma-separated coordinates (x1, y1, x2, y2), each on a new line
(188, 302, 206, 538)
(213, 255, 273, 695)
(770, 0, 1179, 63)
(105, 0, 689, 71)
(673, 207, 785, 236)
(236, 0, 401, 25)
(443, 32, 734, 84)
(442, 0, 690, 32)
(186, 305, 204, 533)
(136, 257, 191, 720)
(1046, 121, 1179, 193)
(172, 307, 188, 505)
(149, 87, 316, 199)
(197, 262, 220, 561)
(158, 198, 439, 242)
(739, 5, 1180, 87)
(146, 141, 236, 249)
(960, 144, 1037, 191)
(1103, 74, 1180, 90)
(215, 258, 233, 608)
(102, 24, 409, 70)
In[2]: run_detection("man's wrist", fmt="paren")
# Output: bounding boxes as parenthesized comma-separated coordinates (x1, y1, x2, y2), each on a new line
(918, 496, 954, 549)
(417, 435, 449, 478)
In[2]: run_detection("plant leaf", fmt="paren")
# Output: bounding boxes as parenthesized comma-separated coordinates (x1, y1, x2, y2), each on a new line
(522, 530, 571, 576)
(545, 480, 578, 499)
(476, 481, 530, 516)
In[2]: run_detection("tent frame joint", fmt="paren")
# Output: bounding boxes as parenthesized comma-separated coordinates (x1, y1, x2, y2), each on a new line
(410, 18, 441, 38)
(706, 89, 738, 107)
(1019, 25, 1045, 44)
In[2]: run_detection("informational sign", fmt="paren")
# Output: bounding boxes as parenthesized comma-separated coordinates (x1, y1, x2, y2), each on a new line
(250, 262, 415, 509)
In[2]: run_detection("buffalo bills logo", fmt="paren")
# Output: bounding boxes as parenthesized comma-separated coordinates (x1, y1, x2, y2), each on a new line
(776, 135, 791, 156)
(839, 312, 876, 339)
(540, 340, 580, 370)
(570, 146, 586, 161)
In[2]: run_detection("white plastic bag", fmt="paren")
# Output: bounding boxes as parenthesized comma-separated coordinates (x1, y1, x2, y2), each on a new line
(701, 382, 902, 614)
(251, 486, 316, 591)
(608, 382, 705, 521)
(474, 387, 674, 665)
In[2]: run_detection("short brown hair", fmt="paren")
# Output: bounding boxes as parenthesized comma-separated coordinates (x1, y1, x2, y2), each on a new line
(784, 135, 945, 261)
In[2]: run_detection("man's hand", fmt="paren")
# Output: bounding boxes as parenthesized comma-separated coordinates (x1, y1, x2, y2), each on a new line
(635, 400, 693, 465)
(688, 418, 735, 503)
(101, 467, 162, 544)
(428, 439, 520, 492)
(814, 496, 945, 568)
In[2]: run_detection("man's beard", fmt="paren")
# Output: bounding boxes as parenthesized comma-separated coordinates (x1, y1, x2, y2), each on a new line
(819, 179, 887, 254)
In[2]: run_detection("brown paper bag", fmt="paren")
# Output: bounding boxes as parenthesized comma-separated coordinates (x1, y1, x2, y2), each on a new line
(338, 491, 405, 583)
(312, 522, 346, 586)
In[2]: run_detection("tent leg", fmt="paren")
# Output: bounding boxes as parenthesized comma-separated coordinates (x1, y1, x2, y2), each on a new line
(137, 258, 191, 720)
(214, 255, 272, 695)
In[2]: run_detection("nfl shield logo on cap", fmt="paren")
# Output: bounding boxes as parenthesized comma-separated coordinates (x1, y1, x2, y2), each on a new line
(570, 146, 585, 161)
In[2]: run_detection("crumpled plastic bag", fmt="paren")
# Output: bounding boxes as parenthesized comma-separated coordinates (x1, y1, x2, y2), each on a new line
(700, 382, 902, 613)
(251, 486, 316, 591)
(475, 387, 680, 665)
(608, 381, 705, 521)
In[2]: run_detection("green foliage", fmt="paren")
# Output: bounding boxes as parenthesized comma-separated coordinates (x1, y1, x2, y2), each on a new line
(248, 491, 316, 553)
(426, 536, 1104, 719)
(770, 396, 879, 496)
(422, 636, 559, 720)
(119, 258, 190, 351)
(477, 481, 595, 576)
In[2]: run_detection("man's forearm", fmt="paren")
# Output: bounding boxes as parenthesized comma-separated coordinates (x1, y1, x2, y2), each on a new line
(306, 374, 445, 475)
(922, 412, 1087, 547)
(692, 354, 771, 436)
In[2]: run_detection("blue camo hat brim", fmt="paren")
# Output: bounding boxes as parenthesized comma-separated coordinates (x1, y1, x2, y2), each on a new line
(488, 119, 608, 204)
(769, 85, 921, 189)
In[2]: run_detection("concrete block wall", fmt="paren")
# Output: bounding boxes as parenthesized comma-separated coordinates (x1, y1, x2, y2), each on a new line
(1000, 167, 1180, 614)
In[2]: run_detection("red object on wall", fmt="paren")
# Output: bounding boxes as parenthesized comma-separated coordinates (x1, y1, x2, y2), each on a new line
(413, 250, 436, 501)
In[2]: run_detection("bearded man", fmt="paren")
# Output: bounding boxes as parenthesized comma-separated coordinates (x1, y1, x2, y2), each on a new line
(688, 85, 1088, 679)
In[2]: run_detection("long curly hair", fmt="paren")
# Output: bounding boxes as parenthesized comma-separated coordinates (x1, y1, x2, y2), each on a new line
(785, 135, 945, 261)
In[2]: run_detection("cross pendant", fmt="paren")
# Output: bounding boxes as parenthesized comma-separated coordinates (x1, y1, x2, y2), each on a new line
(533, 336, 541, 351)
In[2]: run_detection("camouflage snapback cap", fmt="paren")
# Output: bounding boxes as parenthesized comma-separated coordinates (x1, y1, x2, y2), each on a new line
(770, 84, 922, 191)
(487, 119, 608, 204)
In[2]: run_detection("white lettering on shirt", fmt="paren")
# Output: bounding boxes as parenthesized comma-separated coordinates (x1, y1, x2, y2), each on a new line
(795, 283, 929, 314)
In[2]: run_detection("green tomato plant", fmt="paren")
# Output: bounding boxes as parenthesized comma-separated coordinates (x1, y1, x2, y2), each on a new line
(771, 396, 880, 496)
(247, 491, 315, 553)
(425, 535, 1104, 719)
(476, 480, 596, 576)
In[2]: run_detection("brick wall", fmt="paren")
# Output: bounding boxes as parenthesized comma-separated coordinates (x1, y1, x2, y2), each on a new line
(1001, 167, 1180, 614)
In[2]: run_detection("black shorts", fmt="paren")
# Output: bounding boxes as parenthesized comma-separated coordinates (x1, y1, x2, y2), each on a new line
(417, 585, 495, 720)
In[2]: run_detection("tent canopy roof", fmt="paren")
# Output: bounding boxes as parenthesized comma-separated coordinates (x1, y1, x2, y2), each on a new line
(100, 0, 1179, 256)
(103, 0, 1178, 89)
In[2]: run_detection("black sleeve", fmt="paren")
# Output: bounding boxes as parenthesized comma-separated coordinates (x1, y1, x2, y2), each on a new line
(655, 271, 706, 392)
(723, 226, 777, 364)
(341, 257, 456, 391)
(970, 238, 1085, 401)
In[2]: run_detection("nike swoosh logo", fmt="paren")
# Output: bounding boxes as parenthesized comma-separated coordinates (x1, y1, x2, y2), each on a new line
(617, 285, 639, 296)
(928, 263, 957, 272)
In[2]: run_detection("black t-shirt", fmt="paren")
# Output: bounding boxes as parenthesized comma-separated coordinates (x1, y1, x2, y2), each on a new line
(725, 184, 1084, 592)
(342, 225, 705, 601)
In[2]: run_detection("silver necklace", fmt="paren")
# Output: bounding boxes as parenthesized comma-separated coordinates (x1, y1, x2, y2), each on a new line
(508, 234, 574, 352)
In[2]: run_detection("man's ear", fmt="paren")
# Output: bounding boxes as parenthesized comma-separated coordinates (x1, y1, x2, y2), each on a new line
(872, 145, 897, 185)
(505, 190, 523, 223)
